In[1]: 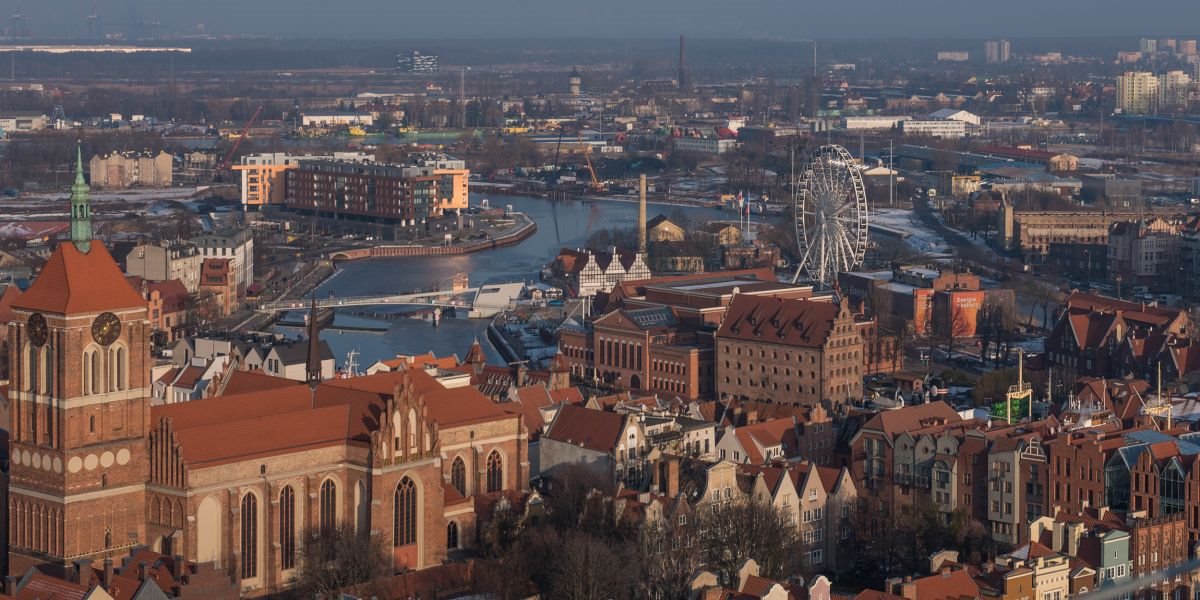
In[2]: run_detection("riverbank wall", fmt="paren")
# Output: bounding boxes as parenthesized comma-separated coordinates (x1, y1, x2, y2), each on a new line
(329, 214, 536, 261)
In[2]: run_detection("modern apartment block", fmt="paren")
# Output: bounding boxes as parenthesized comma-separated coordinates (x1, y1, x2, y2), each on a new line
(283, 155, 469, 225)
(235, 152, 374, 210)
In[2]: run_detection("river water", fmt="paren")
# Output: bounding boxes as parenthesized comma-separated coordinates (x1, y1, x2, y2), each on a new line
(276, 194, 732, 370)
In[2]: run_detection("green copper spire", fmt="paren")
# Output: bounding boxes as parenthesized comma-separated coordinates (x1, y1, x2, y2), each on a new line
(69, 141, 91, 253)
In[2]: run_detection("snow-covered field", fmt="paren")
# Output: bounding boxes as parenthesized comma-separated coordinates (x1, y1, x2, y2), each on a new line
(872, 208, 951, 256)
(0, 187, 208, 220)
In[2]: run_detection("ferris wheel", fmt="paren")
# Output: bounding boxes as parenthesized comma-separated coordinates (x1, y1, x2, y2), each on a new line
(792, 144, 869, 286)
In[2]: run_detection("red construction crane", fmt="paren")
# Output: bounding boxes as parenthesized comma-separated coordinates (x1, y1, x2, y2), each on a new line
(219, 105, 264, 171)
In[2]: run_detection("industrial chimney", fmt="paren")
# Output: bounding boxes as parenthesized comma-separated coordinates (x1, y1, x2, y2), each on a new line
(638, 174, 648, 254)
(678, 34, 688, 90)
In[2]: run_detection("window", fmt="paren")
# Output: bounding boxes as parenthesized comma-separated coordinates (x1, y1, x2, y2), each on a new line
(486, 451, 503, 493)
(451, 457, 467, 496)
(320, 479, 337, 532)
(280, 486, 296, 570)
(89, 415, 95, 434)
(447, 521, 459, 549)
(240, 494, 258, 579)
(394, 477, 417, 546)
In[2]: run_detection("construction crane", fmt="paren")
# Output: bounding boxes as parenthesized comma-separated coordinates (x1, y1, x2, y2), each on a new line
(577, 133, 603, 191)
(219, 105, 264, 172)
(548, 125, 566, 187)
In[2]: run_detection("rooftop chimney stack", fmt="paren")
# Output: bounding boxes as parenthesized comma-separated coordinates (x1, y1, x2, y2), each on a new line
(638, 174, 648, 254)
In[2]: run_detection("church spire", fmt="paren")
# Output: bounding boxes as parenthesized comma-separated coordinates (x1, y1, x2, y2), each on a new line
(306, 295, 323, 389)
(69, 141, 92, 253)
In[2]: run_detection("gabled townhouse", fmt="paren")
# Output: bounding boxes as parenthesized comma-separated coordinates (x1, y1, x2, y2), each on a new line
(539, 404, 649, 486)
(743, 461, 858, 573)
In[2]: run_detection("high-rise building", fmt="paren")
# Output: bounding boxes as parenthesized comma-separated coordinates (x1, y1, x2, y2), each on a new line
(397, 50, 439, 74)
(1159, 70, 1191, 112)
(1178, 39, 1197, 56)
(1116, 71, 1160, 114)
(984, 39, 1011, 63)
(1140, 38, 1158, 53)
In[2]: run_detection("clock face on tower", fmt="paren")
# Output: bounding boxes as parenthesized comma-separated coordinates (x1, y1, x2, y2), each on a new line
(27, 313, 47, 347)
(91, 312, 121, 346)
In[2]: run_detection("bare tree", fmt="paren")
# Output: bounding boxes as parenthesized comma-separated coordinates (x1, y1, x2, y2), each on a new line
(940, 304, 972, 362)
(698, 499, 803, 587)
(289, 523, 390, 600)
(639, 509, 702, 600)
(551, 530, 638, 600)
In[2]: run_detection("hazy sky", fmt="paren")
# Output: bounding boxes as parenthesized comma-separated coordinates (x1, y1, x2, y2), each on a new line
(16, 0, 1200, 39)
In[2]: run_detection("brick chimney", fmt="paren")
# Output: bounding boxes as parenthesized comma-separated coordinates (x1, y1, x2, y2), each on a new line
(102, 558, 114, 587)
(137, 560, 149, 582)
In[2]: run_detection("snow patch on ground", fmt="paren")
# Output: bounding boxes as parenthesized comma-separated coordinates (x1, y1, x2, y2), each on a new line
(872, 208, 951, 255)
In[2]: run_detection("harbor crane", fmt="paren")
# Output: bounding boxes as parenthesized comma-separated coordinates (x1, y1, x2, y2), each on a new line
(218, 105, 264, 172)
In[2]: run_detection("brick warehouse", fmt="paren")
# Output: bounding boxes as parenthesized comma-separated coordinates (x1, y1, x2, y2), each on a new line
(3, 152, 528, 596)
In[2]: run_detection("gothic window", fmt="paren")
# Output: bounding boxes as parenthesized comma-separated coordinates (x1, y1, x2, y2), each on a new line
(113, 345, 127, 391)
(103, 527, 111, 550)
(40, 345, 51, 395)
(89, 415, 95, 433)
(280, 486, 296, 570)
(320, 479, 337, 533)
(241, 493, 258, 579)
(447, 521, 459, 549)
(393, 477, 417, 546)
(451, 457, 467, 497)
(486, 451, 503, 493)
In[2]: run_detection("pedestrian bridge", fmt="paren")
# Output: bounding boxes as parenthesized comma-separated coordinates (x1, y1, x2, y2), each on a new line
(256, 282, 526, 318)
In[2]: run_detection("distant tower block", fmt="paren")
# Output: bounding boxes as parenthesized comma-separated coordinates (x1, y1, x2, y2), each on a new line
(569, 67, 582, 96)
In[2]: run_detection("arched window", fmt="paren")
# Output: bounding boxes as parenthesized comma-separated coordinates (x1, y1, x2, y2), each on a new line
(85, 350, 100, 396)
(279, 486, 296, 570)
(393, 477, 417, 546)
(89, 415, 95, 434)
(446, 521, 459, 550)
(112, 346, 126, 391)
(103, 527, 111, 550)
(40, 345, 51, 395)
(486, 451, 503, 493)
(320, 479, 337, 533)
(240, 493, 258, 580)
(451, 457, 467, 497)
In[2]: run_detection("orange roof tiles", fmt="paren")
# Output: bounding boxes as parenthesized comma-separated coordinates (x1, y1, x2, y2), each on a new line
(732, 418, 798, 464)
(155, 367, 516, 468)
(544, 404, 624, 453)
(909, 568, 981, 600)
(12, 240, 146, 314)
(862, 402, 962, 437)
(716, 295, 840, 349)
(220, 370, 300, 396)
(15, 572, 91, 600)
(0, 284, 20, 323)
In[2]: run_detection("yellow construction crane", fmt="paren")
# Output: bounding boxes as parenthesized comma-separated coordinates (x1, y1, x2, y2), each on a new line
(577, 133, 604, 191)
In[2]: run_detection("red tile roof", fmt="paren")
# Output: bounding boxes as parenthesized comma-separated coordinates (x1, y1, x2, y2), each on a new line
(148, 279, 189, 312)
(15, 572, 91, 600)
(861, 402, 962, 437)
(909, 568, 981, 600)
(155, 367, 515, 467)
(544, 404, 624, 453)
(12, 240, 146, 314)
(220, 370, 300, 396)
(0, 284, 20, 324)
(716, 295, 840, 349)
(732, 418, 798, 464)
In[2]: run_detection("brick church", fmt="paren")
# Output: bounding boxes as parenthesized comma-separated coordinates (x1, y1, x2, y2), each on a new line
(3, 149, 529, 596)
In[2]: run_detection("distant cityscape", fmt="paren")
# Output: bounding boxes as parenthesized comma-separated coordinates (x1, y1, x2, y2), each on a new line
(3, 26, 1200, 600)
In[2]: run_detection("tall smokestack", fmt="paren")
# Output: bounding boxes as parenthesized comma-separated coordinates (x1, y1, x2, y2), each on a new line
(678, 34, 687, 91)
(638, 174, 648, 254)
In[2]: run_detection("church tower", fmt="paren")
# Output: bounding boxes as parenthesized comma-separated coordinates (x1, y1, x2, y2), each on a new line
(6, 145, 151, 571)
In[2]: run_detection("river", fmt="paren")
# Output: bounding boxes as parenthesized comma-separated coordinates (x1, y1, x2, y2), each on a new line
(276, 194, 734, 370)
